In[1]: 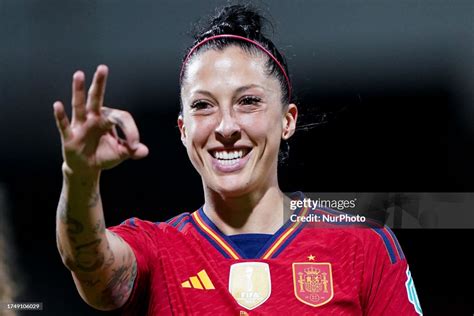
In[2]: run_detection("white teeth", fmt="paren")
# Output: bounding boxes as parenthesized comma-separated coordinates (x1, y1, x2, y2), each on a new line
(219, 158, 239, 166)
(213, 150, 245, 160)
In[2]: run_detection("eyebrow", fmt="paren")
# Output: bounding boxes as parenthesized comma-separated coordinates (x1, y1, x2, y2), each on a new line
(191, 84, 266, 98)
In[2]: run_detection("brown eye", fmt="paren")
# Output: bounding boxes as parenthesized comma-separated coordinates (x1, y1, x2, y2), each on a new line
(239, 96, 261, 105)
(190, 100, 212, 110)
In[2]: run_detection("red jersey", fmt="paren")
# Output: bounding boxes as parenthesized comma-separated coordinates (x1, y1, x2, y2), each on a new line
(109, 197, 422, 315)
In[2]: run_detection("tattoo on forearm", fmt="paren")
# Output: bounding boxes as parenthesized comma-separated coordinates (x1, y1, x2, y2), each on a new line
(57, 189, 109, 272)
(83, 278, 101, 287)
(70, 238, 105, 272)
(128, 259, 137, 290)
(77, 275, 101, 287)
(58, 190, 101, 237)
(74, 250, 105, 273)
(103, 248, 115, 270)
(99, 265, 128, 307)
(88, 191, 100, 208)
(75, 239, 101, 251)
(97, 252, 136, 309)
(92, 218, 106, 234)
(58, 193, 84, 235)
(67, 216, 84, 235)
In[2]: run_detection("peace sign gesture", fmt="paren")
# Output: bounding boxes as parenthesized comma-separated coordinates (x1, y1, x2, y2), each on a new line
(53, 65, 149, 176)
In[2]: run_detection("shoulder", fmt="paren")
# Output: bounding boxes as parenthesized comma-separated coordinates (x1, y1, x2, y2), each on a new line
(109, 212, 193, 234)
(346, 224, 405, 264)
(106, 213, 194, 259)
(311, 206, 406, 264)
(163, 212, 193, 231)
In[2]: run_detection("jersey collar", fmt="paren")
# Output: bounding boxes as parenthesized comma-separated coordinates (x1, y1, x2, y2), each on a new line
(191, 192, 310, 259)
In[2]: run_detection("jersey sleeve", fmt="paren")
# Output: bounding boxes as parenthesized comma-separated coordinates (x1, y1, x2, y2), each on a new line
(107, 217, 159, 315)
(361, 227, 423, 316)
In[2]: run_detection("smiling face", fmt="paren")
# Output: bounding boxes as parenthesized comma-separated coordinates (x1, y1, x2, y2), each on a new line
(179, 45, 297, 197)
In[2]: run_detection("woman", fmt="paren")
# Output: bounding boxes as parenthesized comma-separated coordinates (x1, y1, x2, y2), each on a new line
(54, 5, 422, 315)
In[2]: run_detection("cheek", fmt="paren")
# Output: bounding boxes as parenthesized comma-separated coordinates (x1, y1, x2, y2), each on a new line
(185, 117, 217, 147)
(239, 112, 283, 144)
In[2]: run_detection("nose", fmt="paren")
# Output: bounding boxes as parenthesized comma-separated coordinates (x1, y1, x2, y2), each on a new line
(215, 108, 240, 141)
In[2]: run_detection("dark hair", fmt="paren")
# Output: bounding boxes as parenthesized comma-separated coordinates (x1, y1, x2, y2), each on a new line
(180, 4, 293, 164)
(180, 4, 291, 105)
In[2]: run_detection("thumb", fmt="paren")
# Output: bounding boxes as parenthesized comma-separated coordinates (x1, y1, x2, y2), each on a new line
(130, 143, 149, 160)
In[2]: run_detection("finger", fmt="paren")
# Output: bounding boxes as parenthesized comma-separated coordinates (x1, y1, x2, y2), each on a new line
(130, 143, 149, 160)
(87, 65, 108, 115)
(103, 108, 140, 149)
(116, 143, 149, 161)
(71, 70, 86, 123)
(109, 124, 120, 140)
(53, 101, 72, 140)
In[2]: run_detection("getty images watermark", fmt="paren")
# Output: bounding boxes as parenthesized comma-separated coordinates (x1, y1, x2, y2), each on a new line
(289, 197, 367, 224)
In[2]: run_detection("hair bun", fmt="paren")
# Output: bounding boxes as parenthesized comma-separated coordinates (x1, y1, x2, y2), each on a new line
(199, 5, 263, 40)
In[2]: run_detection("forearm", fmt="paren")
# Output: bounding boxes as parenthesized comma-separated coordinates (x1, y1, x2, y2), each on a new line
(56, 164, 109, 273)
(72, 229, 137, 311)
(55, 164, 136, 310)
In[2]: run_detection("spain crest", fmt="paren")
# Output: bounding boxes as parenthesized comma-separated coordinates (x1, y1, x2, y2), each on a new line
(292, 262, 334, 307)
(229, 262, 271, 310)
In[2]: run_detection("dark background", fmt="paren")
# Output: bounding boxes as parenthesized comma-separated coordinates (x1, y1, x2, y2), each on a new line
(0, 0, 473, 315)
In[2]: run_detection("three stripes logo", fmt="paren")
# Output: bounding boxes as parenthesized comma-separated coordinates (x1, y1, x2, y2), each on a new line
(181, 269, 215, 290)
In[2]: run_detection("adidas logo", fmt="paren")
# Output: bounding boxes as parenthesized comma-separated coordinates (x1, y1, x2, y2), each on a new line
(181, 269, 215, 290)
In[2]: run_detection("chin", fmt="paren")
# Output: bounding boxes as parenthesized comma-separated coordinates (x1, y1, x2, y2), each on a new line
(209, 175, 255, 198)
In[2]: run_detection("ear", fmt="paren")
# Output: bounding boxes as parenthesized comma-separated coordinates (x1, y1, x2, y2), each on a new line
(281, 103, 298, 140)
(177, 115, 187, 146)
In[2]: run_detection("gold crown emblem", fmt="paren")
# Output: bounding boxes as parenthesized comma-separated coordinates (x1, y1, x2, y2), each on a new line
(304, 267, 321, 275)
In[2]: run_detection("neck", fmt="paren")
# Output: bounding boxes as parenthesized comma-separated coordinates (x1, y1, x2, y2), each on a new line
(203, 184, 290, 235)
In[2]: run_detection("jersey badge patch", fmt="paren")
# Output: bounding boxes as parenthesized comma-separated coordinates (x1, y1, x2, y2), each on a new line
(293, 262, 334, 307)
(229, 262, 271, 310)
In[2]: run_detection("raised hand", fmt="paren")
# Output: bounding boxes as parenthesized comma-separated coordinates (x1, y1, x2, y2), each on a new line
(53, 65, 148, 175)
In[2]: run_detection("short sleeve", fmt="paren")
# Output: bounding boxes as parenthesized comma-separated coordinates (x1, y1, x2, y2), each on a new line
(108, 217, 159, 315)
(361, 227, 423, 315)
